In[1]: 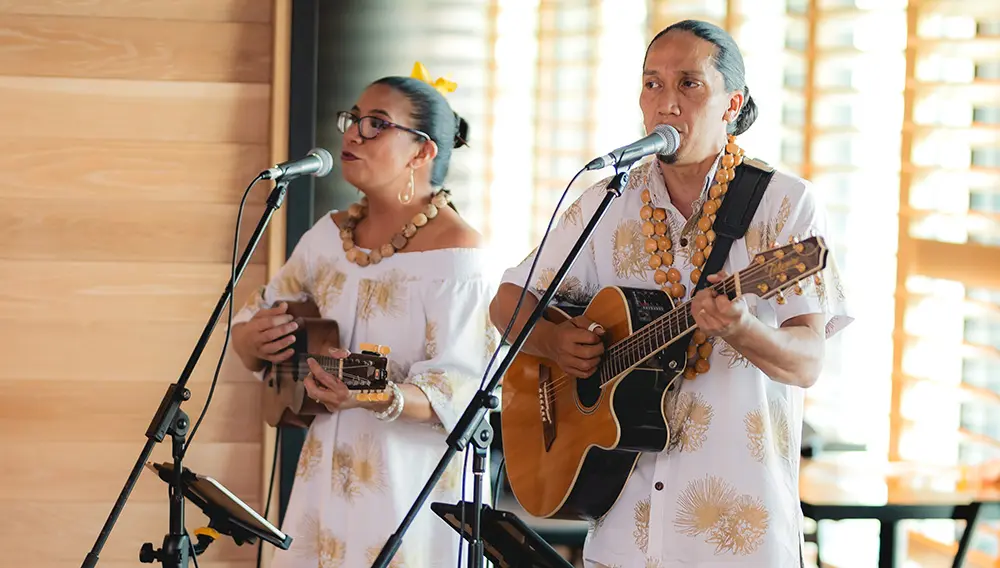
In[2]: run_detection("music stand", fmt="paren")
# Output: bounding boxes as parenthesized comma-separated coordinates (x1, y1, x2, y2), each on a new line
(431, 501, 574, 568)
(146, 462, 293, 553)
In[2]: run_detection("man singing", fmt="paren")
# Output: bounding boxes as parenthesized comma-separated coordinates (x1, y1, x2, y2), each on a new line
(490, 19, 853, 567)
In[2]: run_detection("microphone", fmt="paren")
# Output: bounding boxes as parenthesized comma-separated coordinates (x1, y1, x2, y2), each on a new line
(585, 124, 680, 171)
(260, 148, 334, 181)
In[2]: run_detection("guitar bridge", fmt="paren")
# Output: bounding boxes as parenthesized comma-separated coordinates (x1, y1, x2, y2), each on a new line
(538, 365, 556, 451)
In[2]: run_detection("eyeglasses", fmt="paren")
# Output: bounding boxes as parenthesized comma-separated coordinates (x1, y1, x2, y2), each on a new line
(336, 111, 431, 142)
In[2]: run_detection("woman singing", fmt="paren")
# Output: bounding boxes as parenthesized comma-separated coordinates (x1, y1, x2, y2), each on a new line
(232, 64, 498, 568)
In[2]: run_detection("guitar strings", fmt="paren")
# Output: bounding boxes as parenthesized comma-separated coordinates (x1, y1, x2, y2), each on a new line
(542, 276, 735, 395)
(539, 278, 735, 398)
(544, 258, 814, 397)
(539, 257, 811, 397)
(596, 279, 737, 379)
(609, 254, 817, 373)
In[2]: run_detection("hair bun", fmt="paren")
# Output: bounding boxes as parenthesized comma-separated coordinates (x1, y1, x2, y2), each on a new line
(453, 112, 470, 149)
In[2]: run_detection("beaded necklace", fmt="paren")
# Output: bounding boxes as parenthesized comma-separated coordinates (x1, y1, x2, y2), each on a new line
(641, 135, 744, 379)
(340, 189, 452, 266)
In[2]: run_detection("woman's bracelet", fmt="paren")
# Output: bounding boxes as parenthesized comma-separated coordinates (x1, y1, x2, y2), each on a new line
(373, 381, 404, 422)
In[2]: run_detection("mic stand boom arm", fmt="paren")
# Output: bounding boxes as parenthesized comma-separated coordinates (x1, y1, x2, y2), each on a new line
(81, 179, 290, 568)
(371, 164, 635, 568)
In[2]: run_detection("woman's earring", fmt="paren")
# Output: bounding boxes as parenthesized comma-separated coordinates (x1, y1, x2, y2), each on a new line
(398, 168, 415, 204)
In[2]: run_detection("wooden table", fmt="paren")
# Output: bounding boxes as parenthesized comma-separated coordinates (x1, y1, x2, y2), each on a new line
(800, 454, 1000, 568)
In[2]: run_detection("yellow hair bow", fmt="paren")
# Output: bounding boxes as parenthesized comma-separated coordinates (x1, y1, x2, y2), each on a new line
(410, 61, 457, 96)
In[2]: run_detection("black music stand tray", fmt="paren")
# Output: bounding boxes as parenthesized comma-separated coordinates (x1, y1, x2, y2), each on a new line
(431, 501, 574, 568)
(147, 462, 293, 551)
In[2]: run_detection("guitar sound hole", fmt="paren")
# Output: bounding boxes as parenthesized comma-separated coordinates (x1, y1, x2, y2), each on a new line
(575, 372, 602, 409)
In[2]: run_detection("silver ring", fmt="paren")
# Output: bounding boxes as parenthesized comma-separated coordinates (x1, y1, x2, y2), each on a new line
(587, 322, 601, 333)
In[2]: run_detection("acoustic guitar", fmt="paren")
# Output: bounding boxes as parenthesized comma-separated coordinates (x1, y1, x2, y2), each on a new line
(500, 237, 829, 520)
(261, 300, 391, 428)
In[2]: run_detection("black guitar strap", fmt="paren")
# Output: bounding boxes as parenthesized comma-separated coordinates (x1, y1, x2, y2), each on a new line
(692, 156, 775, 296)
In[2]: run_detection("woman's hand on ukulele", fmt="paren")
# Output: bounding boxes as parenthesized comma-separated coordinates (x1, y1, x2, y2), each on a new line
(304, 348, 356, 411)
(231, 302, 298, 370)
(691, 271, 750, 338)
(542, 316, 605, 378)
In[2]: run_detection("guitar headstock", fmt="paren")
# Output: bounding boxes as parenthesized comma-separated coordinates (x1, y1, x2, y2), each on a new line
(739, 236, 829, 302)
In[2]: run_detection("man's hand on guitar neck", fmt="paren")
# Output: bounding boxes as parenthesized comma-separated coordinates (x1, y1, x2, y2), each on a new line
(691, 271, 826, 388)
(690, 271, 752, 338)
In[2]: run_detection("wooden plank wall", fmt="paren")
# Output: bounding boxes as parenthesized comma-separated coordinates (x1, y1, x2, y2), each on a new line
(0, 1, 286, 567)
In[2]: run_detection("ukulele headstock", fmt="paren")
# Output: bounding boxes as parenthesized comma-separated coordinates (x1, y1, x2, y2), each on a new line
(741, 236, 829, 302)
(338, 344, 391, 399)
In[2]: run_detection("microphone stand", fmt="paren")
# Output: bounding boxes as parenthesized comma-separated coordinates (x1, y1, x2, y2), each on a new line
(371, 162, 637, 568)
(81, 178, 290, 568)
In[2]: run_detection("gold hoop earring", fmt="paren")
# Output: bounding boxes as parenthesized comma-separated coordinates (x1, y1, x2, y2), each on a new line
(398, 168, 415, 205)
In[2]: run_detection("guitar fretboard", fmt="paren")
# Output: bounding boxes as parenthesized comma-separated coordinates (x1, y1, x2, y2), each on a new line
(598, 277, 739, 384)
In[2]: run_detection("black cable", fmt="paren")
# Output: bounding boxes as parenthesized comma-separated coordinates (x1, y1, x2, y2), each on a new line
(486, 165, 590, 507)
(175, 162, 592, 567)
(186, 529, 200, 568)
(455, 448, 471, 567)
(491, 456, 505, 506)
(455, 165, 590, 568)
(257, 427, 282, 568)
(183, 173, 265, 454)
(477, 164, 590, 392)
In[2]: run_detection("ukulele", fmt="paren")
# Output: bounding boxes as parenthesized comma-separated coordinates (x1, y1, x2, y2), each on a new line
(261, 300, 391, 428)
(500, 237, 829, 520)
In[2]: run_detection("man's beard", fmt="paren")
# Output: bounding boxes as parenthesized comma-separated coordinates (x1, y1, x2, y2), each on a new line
(657, 153, 678, 166)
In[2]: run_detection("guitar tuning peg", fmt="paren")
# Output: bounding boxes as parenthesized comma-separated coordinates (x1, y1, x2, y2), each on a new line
(775, 291, 786, 305)
(814, 274, 823, 286)
(793, 283, 804, 295)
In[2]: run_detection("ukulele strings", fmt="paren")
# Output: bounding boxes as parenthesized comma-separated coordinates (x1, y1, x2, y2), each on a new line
(277, 367, 382, 387)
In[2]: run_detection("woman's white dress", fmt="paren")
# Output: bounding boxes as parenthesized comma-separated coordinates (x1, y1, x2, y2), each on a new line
(233, 212, 500, 568)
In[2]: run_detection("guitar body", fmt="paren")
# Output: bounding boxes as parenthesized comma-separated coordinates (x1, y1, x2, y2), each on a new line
(260, 300, 391, 429)
(501, 286, 688, 521)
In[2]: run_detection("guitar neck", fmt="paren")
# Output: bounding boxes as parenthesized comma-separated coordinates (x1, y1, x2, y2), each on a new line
(594, 236, 827, 383)
(598, 275, 741, 382)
